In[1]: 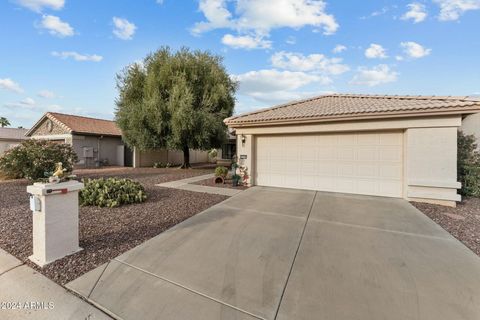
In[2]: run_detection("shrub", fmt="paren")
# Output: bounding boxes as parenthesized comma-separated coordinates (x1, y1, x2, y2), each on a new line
(0, 139, 78, 181)
(80, 178, 147, 208)
(458, 131, 480, 197)
(215, 166, 228, 177)
(153, 162, 164, 168)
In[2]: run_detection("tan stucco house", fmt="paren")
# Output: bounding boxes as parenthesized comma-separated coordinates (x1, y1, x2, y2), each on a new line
(225, 94, 480, 207)
(26, 112, 127, 167)
(26, 112, 210, 168)
(462, 111, 480, 149)
(0, 127, 29, 157)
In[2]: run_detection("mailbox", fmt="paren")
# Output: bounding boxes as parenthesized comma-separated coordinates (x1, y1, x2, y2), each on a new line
(27, 180, 84, 267)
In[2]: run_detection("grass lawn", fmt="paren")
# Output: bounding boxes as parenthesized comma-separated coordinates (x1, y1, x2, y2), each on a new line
(0, 167, 228, 284)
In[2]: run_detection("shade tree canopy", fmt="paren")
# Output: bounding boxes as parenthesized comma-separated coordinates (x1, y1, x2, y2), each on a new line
(115, 47, 237, 168)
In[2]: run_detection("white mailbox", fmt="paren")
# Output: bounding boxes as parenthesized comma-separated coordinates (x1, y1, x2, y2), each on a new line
(26, 180, 84, 267)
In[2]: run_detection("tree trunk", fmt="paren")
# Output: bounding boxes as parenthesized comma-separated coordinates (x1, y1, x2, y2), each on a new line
(181, 145, 191, 169)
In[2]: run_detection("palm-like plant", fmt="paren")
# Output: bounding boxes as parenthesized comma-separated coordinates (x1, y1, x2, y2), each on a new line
(0, 117, 10, 128)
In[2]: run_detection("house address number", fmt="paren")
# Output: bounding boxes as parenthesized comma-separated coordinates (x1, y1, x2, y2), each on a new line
(240, 155, 247, 160)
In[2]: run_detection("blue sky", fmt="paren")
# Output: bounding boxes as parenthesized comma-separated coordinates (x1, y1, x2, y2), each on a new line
(1, 0, 479, 128)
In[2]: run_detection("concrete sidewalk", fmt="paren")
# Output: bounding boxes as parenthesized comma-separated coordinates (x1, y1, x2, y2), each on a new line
(156, 173, 243, 196)
(0, 248, 111, 320)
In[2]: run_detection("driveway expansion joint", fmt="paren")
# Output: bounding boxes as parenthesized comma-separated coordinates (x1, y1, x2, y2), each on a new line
(112, 258, 266, 320)
(308, 217, 454, 241)
(273, 191, 318, 320)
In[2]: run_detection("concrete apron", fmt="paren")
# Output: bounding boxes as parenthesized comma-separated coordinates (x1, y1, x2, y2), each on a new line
(67, 187, 480, 320)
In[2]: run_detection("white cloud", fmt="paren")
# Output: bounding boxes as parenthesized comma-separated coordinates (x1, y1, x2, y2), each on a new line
(350, 64, 398, 86)
(112, 17, 136, 40)
(221, 34, 271, 49)
(332, 44, 347, 53)
(395, 55, 404, 61)
(51, 51, 103, 62)
(38, 15, 74, 37)
(401, 3, 428, 23)
(0, 78, 24, 93)
(20, 97, 36, 106)
(365, 43, 388, 59)
(400, 41, 431, 58)
(156, 0, 164, 4)
(286, 36, 296, 45)
(37, 90, 55, 98)
(271, 51, 349, 75)
(233, 69, 331, 104)
(433, 0, 480, 21)
(15, 0, 64, 12)
(47, 104, 63, 112)
(192, 0, 338, 38)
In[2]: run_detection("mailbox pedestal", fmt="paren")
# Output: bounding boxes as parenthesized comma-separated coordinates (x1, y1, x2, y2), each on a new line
(27, 180, 84, 267)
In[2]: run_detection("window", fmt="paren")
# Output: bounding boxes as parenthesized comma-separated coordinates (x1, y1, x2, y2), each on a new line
(221, 143, 236, 160)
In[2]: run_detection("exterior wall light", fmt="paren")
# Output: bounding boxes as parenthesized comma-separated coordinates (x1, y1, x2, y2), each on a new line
(241, 134, 246, 145)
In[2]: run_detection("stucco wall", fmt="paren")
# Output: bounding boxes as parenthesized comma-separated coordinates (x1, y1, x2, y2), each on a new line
(231, 115, 463, 206)
(405, 127, 460, 205)
(72, 135, 124, 167)
(462, 113, 480, 149)
(133, 148, 209, 167)
(0, 140, 22, 157)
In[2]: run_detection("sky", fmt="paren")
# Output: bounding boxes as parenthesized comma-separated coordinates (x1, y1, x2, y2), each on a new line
(0, 0, 479, 128)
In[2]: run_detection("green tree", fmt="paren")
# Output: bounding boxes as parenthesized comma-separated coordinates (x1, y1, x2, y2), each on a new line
(115, 47, 237, 168)
(458, 130, 480, 197)
(0, 117, 10, 127)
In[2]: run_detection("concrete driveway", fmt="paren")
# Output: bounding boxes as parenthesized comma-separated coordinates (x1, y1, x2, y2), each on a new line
(67, 187, 480, 320)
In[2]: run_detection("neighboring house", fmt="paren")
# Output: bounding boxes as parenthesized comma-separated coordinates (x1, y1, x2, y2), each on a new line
(225, 94, 480, 207)
(26, 112, 127, 167)
(26, 112, 210, 168)
(462, 109, 480, 149)
(0, 127, 29, 157)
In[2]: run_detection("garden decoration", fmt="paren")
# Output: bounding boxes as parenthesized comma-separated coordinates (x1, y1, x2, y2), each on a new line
(239, 165, 249, 185)
(46, 162, 77, 184)
(231, 159, 241, 187)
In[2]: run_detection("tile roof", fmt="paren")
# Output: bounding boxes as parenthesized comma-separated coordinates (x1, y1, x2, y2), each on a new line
(225, 94, 480, 126)
(0, 127, 29, 140)
(28, 112, 122, 137)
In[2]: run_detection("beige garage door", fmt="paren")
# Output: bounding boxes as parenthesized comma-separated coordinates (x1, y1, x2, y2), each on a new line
(255, 131, 404, 197)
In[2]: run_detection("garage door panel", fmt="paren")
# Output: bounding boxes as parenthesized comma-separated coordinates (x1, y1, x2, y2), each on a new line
(255, 132, 404, 198)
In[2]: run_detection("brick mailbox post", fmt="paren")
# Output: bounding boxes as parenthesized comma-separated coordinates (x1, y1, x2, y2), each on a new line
(27, 180, 84, 267)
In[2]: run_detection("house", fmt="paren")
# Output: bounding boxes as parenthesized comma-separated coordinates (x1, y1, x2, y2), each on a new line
(462, 99, 480, 149)
(225, 94, 480, 207)
(0, 127, 29, 157)
(26, 112, 210, 168)
(26, 112, 127, 167)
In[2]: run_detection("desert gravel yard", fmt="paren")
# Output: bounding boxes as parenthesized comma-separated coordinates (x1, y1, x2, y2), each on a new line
(412, 197, 480, 257)
(0, 167, 228, 284)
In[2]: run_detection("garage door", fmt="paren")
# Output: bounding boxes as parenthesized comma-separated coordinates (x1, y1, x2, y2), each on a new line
(255, 132, 403, 197)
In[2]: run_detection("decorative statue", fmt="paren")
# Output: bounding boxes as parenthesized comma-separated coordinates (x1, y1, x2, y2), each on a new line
(47, 162, 76, 183)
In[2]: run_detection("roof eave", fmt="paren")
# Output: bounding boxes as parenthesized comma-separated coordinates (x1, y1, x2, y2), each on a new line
(225, 107, 480, 128)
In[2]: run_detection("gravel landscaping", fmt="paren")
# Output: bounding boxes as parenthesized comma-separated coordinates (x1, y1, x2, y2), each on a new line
(191, 177, 249, 190)
(412, 197, 480, 257)
(0, 167, 228, 284)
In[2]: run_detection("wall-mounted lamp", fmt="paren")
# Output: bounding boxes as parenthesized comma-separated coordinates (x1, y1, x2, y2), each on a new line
(241, 134, 246, 145)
